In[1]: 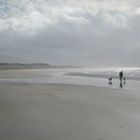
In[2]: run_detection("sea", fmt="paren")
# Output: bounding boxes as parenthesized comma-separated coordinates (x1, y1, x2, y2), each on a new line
(0, 67, 140, 91)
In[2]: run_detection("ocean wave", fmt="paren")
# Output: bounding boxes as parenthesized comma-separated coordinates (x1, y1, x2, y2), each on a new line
(65, 67, 140, 81)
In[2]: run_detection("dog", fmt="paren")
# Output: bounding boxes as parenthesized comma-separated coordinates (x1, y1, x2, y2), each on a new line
(108, 77, 113, 85)
(123, 77, 126, 85)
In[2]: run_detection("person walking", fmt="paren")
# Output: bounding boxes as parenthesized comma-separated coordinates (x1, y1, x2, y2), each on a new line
(119, 71, 123, 82)
(119, 71, 123, 88)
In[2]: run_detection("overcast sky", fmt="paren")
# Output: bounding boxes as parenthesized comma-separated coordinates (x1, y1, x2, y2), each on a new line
(0, 0, 140, 66)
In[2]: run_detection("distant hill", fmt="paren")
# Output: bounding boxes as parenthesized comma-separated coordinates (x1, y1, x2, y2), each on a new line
(0, 63, 74, 70)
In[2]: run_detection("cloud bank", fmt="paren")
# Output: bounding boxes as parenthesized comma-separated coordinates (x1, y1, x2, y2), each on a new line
(0, 0, 140, 66)
(0, 0, 139, 34)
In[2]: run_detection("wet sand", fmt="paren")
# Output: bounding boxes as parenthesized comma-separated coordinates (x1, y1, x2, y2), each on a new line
(0, 83, 140, 140)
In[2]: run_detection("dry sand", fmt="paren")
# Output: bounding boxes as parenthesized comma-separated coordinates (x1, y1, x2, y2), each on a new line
(0, 83, 140, 140)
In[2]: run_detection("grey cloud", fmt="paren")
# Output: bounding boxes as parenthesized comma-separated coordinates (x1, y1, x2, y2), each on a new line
(0, 0, 140, 66)
(0, 0, 137, 33)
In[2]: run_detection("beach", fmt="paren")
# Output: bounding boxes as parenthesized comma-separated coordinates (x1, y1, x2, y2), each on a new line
(1, 83, 140, 140)
(1, 0, 140, 139)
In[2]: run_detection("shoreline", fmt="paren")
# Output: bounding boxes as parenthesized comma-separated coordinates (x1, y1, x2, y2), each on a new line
(0, 76, 140, 92)
(1, 68, 140, 91)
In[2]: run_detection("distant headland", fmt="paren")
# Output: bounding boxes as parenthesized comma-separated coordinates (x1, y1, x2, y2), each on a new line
(0, 63, 74, 70)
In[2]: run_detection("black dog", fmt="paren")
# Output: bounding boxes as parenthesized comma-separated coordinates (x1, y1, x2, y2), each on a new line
(108, 77, 112, 85)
